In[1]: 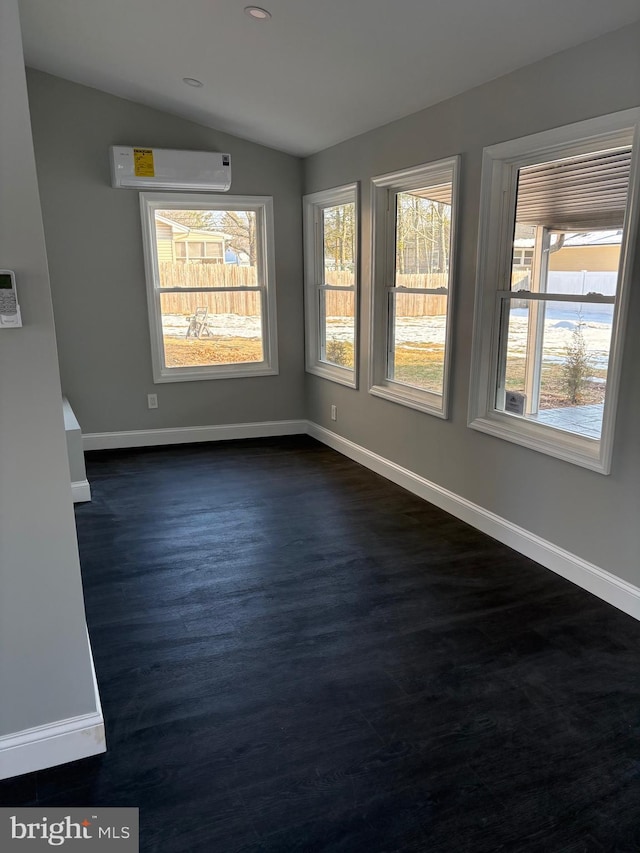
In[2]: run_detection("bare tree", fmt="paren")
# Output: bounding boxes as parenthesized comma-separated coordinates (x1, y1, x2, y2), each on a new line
(396, 194, 451, 275)
(322, 203, 355, 272)
(210, 211, 257, 264)
(156, 209, 214, 230)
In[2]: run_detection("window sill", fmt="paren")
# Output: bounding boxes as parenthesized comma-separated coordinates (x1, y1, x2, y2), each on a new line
(369, 382, 446, 418)
(467, 411, 609, 474)
(306, 362, 357, 389)
(153, 363, 278, 383)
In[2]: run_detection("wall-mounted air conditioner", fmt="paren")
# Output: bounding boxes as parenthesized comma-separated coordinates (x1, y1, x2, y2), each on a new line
(109, 146, 232, 191)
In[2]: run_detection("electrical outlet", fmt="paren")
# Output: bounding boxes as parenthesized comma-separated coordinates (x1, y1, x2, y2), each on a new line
(330, 404, 337, 421)
(147, 393, 158, 409)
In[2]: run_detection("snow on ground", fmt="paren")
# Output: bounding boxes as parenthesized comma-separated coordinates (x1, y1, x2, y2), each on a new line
(326, 310, 612, 366)
(506, 310, 612, 369)
(324, 316, 447, 346)
(162, 313, 262, 339)
(162, 310, 612, 368)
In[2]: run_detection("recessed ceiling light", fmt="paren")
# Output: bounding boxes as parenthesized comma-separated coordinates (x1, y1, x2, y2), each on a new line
(182, 77, 204, 88)
(244, 6, 271, 20)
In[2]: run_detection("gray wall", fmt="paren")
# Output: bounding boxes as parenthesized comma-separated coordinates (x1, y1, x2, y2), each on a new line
(304, 22, 640, 585)
(0, 0, 97, 736)
(22, 24, 640, 595)
(26, 70, 305, 435)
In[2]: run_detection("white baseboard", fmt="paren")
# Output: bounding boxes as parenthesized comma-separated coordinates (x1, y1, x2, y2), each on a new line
(0, 627, 105, 781)
(78, 417, 640, 621)
(71, 479, 91, 503)
(0, 712, 105, 782)
(307, 422, 640, 622)
(83, 419, 308, 451)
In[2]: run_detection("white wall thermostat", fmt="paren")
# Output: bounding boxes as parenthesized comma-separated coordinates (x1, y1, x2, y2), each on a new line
(0, 270, 22, 328)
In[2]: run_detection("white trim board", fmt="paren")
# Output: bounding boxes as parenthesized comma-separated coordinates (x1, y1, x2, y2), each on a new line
(71, 479, 92, 503)
(83, 419, 307, 450)
(307, 422, 640, 622)
(0, 628, 105, 781)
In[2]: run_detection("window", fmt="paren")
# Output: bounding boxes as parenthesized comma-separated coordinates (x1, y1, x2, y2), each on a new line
(469, 110, 640, 473)
(303, 183, 359, 387)
(175, 240, 225, 263)
(140, 193, 278, 382)
(370, 158, 459, 417)
(512, 246, 534, 268)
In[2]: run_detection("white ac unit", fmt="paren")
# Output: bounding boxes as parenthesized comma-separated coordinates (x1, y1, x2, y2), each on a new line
(109, 146, 232, 191)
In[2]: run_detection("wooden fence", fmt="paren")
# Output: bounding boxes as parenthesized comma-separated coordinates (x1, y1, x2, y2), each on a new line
(158, 265, 518, 319)
(159, 262, 258, 289)
(159, 262, 261, 315)
(325, 272, 450, 317)
(160, 290, 262, 316)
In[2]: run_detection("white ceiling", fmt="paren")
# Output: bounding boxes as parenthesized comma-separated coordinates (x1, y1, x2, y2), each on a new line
(18, 0, 640, 156)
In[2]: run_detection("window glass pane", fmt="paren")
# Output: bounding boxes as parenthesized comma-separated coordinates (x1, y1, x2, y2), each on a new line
(546, 230, 622, 297)
(511, 228, 624, 296)
(496, 297, 613, 439)
(159, 291, 263, 368)
(322, 203, 355, 286)
(387, 177, 453, 397)
(320, 290, 355, 368)
(154, 210, 258, 286)
(205, 242, 223, 258)
(510, 146, 631, 293)
(395, 185, 452, 286)
(388, 291, 448, 393)
(304, 185, 358, 385)
(511, 225, 536, 288)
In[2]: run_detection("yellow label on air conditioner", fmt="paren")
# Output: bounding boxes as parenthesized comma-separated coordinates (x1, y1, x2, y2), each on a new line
(133, 148, 155, 177)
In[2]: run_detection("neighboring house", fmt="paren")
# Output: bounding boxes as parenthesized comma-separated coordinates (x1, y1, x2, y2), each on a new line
(549, 230, 623, 272)
(513, 229, 622, 272)
(155, 214, 230, 264)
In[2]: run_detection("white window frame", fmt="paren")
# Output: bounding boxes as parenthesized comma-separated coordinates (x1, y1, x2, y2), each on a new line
(468, 109, 640, 474)
(140, 192, 278, 383)
(303, 183, 359, 388)
(370, 157, 460, 418)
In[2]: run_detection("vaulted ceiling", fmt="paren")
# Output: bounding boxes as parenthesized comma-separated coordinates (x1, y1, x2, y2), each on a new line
(18, 0, 640, 156)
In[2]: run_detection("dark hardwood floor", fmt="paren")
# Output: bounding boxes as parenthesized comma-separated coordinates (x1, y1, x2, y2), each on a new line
(2, 436, 640, 851)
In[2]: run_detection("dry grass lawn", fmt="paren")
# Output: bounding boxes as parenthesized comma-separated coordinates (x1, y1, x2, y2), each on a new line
(164, 335, 606, 409)
(164, 336, 263, 368)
